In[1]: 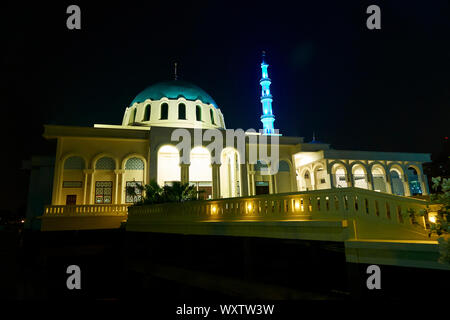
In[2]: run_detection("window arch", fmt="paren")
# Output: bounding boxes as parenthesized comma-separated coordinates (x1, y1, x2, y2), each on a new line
(143, 104, 151, 121)
(160, 103, 169, 120)
(210, 109, 215, 125)
(95, 157, 116, 170)
(178, 103, 186, 120)
(64, 156, 85, 170)
(196, 105, 202, 121)
(278, 160, 290, 172)
(125, 157, 144, 170)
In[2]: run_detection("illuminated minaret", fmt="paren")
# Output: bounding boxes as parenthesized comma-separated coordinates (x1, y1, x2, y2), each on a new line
(260, 51, 276, 134)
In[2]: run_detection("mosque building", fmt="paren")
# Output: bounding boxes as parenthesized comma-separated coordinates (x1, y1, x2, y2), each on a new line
(31, 54, 431, 228)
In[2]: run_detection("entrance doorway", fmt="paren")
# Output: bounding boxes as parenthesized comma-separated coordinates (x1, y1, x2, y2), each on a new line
(255, 181, 269, 195)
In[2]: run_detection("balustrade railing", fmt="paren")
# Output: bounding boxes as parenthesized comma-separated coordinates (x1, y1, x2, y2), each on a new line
(128, 187, 430, 229)
(44, 204, 130, 216)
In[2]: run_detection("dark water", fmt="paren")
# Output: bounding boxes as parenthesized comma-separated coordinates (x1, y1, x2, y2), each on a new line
(1, 228, 447, 301)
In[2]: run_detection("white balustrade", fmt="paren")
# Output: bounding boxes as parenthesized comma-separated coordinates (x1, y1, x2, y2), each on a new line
(44, 204, 130, 217)
(127, 187, 430, 229)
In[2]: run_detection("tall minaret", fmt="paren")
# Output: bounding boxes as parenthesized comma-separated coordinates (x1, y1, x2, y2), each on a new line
(260, 51, 276, 134)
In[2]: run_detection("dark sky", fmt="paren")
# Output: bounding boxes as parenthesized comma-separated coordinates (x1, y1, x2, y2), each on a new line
(1, 1, 449, 211)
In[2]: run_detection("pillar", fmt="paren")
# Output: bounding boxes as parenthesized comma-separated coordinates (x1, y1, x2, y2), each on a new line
(114, 169, 125, 204)
(149, 149, 158, 183)
(269, 174, 274, 194)
(82, 169, 94, 205)
(367, 172, 374, 190)
(385, 172, 392, 194)
(347, 173, 354, 188)
(403, 174, 411, 197)
(89, 170, 95, 204)
(273, 173, 278, 194)
(240, 163, 249, 197)
(180, 164, 190, 184)
(329, 173, 335, 189)
(212, 163, 221, 199)
(421, 174, 429, 196)
(248, 163, 255, 196)
(51, 140, 63, 205)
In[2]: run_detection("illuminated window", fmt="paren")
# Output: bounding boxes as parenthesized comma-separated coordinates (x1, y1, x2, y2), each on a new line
(210, 109, 215, 125)
(178, 103, 186, 120)
(126, 181, 142, 203)
(160, 103, 168, 120)
(95, 181, 112, 204)
(196, 105, 202, 121)
(143, 104, 151, 121)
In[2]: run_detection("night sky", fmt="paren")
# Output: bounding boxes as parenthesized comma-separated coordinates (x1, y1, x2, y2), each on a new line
(2, 1, 449, 212)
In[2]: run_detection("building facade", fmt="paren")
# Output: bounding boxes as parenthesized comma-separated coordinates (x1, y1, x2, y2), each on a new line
(42, 57, 431, 211)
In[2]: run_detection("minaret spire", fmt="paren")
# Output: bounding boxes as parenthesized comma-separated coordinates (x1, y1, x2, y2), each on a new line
(259, 51, 276, 134)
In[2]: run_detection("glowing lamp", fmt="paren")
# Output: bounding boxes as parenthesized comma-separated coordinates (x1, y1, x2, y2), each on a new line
(247, 203, 252, 211)
(294, 201, 300, 210)
(211, 206, 217, 214)
(429, 215, 436, 223)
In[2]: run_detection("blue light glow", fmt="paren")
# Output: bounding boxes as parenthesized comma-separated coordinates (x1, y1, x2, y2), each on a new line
(260, 54, 276, 134)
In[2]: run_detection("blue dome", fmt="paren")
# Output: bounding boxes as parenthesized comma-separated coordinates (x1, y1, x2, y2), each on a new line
(131, 80, 219, 108)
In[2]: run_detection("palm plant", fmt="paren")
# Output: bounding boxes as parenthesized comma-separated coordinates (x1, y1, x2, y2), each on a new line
(126, 180, 200, 205)
(162, 181, 198, 203)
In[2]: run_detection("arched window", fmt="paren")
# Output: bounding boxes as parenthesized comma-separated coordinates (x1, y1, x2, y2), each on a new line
(95, 157, 116, 170)
(210, 109, 215, 125)
(160, 103, 168, 120)
(143, 104, 151, 121)
(196, 105, 202, 121)
(178, 103, 186, 120)
(125, 157, 144, 170)
(64, 156, 85, 170)
(278, 160, 290, 172)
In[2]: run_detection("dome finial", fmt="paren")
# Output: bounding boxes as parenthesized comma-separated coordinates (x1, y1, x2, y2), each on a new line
(312, 131, 316, 141)
(174, 62, 178, 80)
(262, 50, 266, 64)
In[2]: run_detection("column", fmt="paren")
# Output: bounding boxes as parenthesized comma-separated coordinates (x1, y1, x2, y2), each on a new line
(240, 163, 249, 197)
(247, 163, 255, 196)
(114, 170, 119, 204)
(114, 169, 125, 204)
(89, 170, 95, 204)
(273, 173, 278, 194)
(269, 174, 274, 194)
(347, 173, 354, 188)
(403, 174, 411, 196)
(367, 172, 374, 190)
(421, 174, 429, 196)
(149, 150, 157, 183)
(212, 163, 221, 199)
(329, 173, 335, 189)
(385, 172, 392, 194)
(82, 169, 94, 205)
(180, 164, 190, 184)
